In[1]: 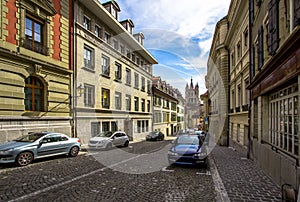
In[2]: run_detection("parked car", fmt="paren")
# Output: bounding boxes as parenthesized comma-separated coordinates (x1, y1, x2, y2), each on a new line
(88, 131, 129, 149)
(146, 131, 165, 141)
(0, 132, 81, 166)
(168, 134, 208, 167)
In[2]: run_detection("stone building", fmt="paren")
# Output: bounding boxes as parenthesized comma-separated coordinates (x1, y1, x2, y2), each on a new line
(73, 0, 157, 144)
(226, 0, 250, 149)
(248, 0, 300, 192)
(184, 78, 201, 130)
(174, 88, 185, 133)
(152, 76, 178, 136)
(0, 0, 73, 142)
(206, 17, 229, 146)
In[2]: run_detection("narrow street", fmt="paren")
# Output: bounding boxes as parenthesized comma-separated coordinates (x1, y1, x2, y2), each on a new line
(0, 140, 216, 202)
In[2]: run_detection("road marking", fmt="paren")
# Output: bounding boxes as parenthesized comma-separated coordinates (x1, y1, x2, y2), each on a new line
(8, 153, 147, 202)
(196, 170, 211, 176)
(161, 167, 174, 172)
(209, 157, 230, 202)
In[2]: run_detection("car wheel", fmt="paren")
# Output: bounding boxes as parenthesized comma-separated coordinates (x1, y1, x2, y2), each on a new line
(123, 140, 129, 147)
(69, 146, 79, 157)
(106, 143, 112, 150)
(16, 152, 33, 166)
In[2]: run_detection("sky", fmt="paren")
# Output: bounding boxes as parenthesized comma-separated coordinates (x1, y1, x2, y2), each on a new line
(105, 0, 231, 95)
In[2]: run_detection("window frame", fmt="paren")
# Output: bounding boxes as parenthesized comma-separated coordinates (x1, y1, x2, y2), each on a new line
(102, 88, 110, 109)
(101, 55, 110, 77)
(24, 76, 45, 112)
(84, 84, 95, 107)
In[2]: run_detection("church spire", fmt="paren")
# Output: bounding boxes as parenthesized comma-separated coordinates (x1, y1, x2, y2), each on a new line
(190, 77, 194, 89)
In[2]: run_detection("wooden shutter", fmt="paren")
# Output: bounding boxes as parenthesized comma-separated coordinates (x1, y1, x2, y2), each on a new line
(267, 0, 279, 56)
(295, 0, 300, 27)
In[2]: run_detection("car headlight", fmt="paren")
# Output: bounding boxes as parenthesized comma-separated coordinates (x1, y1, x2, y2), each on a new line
(194, 152, 207, 157)
(168, 151, 178, 156)
(0, 149, 14, 155)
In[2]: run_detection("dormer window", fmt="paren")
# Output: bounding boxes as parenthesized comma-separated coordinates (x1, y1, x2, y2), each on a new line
(120, 19, 134, 34)
(102, 1, 121, 20)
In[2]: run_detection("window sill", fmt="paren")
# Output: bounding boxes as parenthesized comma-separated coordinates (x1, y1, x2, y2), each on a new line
(125, 83, 131, 87)
(82, 66, 95, 73)
(101, 74, 110, 79)
(114, 79, 122, 83)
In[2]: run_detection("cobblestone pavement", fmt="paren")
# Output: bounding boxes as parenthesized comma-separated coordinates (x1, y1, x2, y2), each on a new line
(210, 145, 282, 202)
(0, 140, 216, 202)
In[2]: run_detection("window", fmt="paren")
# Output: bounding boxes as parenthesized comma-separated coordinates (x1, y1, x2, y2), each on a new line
(147, 80, 151, 94)
(134, 97, 139, 111)
(25, 16, 47, 55)
(257, 26, 264, 69)
(238, 84, 241, 107)
(244, 29, 248, 47)
(125, 95, 131, 111)
(84, 84, 95, 107)
(115, 62, 122, 81)
(137, 121, 141, 133)
(104, 33, 110, 44)
(83, 16, 90, 30)
(25, 76, 44, 111)
(113, 40, 118, 50)
(147, 100, 150, 112)
(141, 77, 145, 91)
(84, 46, 94, 69)
(267, 0, 279, 55)
(115, 92, 122, 110)
(120, 45, 125, 54)
(91, 122, 100, 137)
(237, 42, 241, 58)
(134, 73, 139, 89)
(126, 68, 131, 85)
(269, 84, 299, 156)
(111, 121, 118, 132)
(102, 55, 110, 76)
(95, 25, 101, 38)
(102, 122, 110, 132)
(102, 88, 110, 109)
(141, 99, 145, 112)
(294, 0, 300, 27)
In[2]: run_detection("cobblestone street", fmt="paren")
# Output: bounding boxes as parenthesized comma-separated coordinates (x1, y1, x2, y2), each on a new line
(0, 140, 283, 202)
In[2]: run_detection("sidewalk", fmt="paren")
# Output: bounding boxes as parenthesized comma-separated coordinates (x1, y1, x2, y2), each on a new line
(210, 145, 282, 202)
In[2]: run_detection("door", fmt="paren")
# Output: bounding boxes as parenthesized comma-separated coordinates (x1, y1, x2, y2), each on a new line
(37, 134, 64, 156)
(124, 120, 133, 141)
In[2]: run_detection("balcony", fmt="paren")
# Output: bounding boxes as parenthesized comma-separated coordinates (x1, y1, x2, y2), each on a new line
(235, 106, 241, 113)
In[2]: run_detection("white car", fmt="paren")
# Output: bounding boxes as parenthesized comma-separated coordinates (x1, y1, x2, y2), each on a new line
(88, 131, 129, 149)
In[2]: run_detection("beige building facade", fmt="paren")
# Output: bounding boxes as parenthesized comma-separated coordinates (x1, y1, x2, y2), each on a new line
(74, 0, 157, 144)
(152, 77, 178, 136)
(226, 0, 250, 149)
(206, 17, 229, 146)
(0, 0, 73, 142)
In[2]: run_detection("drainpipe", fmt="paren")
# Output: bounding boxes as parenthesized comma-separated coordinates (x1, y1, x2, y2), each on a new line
(247, 0, 253, 159)
(72, 0, 78, 137)
(225, 45, 230, 147)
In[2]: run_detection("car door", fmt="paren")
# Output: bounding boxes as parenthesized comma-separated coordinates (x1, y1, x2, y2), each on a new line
(37, 134, 64, 156)
(112, 132, 123, 146)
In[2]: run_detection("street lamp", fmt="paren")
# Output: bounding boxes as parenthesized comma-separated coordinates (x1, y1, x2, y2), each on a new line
(77, 84, 85, 97)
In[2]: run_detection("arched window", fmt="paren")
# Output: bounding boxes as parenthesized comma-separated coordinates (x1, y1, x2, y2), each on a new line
(25, 77, 44, 111)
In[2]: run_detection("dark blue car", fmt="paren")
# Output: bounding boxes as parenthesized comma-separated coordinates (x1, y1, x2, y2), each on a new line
(168, 134, 208, 166)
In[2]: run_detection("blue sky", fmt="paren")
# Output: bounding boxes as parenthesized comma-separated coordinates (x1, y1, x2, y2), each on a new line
(105, 0, 231, 95)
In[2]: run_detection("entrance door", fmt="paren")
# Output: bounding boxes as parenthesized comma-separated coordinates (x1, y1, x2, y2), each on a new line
(124, 120, 133, 141)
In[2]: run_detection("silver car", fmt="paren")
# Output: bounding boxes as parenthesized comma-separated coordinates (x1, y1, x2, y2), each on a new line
(88, 131, 129, 149)
(0, 132, 81, 166)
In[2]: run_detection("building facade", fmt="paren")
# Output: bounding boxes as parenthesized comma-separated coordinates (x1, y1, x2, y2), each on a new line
(248, 0, 300, 191)
(184, 78, 201, 130)
(152, 76, 178, 136)
(0, 0, 73, 143)
(74, 0, 157, 144)
(175, 88, 185, 133)
(226, 0, 250, 149)
(206, 17, 229, 146)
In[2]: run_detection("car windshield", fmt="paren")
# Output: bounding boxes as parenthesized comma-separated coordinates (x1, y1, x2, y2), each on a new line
(176, 135, 201, 145)
(149, 132, 158, 136)
(14, 133, 45, 142)
(96, 131, 113, 138)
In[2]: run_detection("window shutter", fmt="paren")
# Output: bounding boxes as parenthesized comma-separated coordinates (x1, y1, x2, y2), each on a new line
(295, 0, 300, 27)
(267, 0, 279, 56)
(258, 26, 264, 69)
